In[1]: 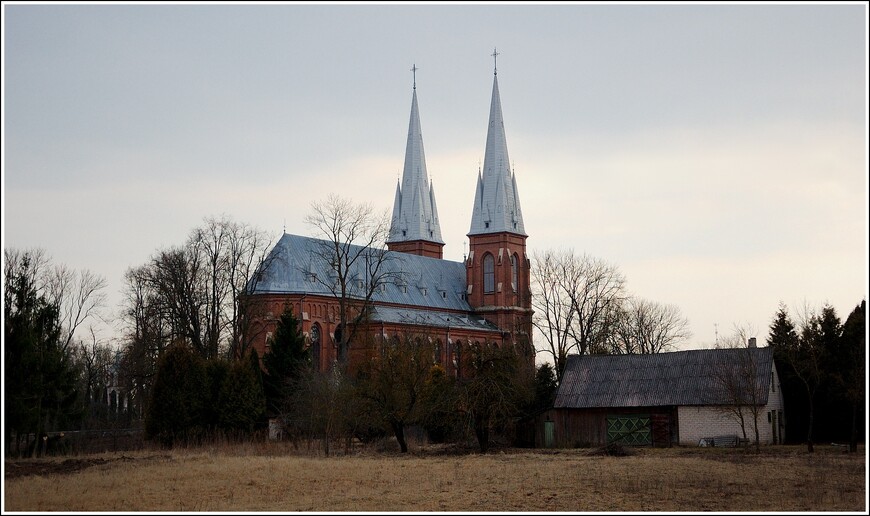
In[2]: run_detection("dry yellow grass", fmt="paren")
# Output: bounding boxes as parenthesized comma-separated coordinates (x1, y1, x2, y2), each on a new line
(3, 444, 866, 512)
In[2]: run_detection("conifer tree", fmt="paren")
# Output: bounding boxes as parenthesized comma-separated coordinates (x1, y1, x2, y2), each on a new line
(838, 301, 866, 452)
(4, 251, 83, 456)
(145, 342, 209, 446)
(262, 305, 310, 417)
(216, 354, 266, 436)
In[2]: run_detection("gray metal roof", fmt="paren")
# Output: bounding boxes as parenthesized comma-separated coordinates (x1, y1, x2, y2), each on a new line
(387, 87, 444, 245)
(554, 347, 774, 409)
(468, 72, 526, 237)
(250, 233, 471, 312)
(368, 305, 500, 333)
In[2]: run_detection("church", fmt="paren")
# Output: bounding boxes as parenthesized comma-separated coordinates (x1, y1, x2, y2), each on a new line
(247, 56, 533, 376)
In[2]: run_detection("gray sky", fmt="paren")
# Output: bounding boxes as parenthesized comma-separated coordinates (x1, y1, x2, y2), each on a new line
(3, 2, 868, 354)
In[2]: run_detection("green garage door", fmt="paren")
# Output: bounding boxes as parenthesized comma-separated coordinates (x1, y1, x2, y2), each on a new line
(607, 415, 652, 446)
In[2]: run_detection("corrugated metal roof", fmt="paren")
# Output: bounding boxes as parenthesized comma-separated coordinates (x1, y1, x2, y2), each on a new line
(250, 233, 471, 312)
(554, 347, 774, 409)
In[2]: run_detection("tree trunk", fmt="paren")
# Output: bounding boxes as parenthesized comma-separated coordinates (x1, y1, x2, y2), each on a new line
(849, 400, 858, 453)
(475, 416, 489, 453)
(806, 397, 814, 453)
(753, 412, 761, 453)
(391, 421, 408, 453)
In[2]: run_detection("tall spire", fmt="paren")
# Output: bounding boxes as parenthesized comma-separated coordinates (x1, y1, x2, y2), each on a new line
(388, 67, 444, 248)
(468, 55, 526, 236)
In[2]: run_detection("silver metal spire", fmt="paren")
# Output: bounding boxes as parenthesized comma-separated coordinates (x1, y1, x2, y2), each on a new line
(468, 59, 526, 237)
(388, 71, 444, 245)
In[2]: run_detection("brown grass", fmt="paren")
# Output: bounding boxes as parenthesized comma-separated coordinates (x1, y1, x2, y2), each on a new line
(3, 443, 866, 512)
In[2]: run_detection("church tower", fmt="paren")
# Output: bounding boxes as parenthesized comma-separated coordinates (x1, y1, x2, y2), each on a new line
(387, 65, 445, 259)
(466, 50, 533, 349)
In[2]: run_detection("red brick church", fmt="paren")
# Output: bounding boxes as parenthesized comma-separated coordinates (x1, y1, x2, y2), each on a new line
(247, 57, 532, 376)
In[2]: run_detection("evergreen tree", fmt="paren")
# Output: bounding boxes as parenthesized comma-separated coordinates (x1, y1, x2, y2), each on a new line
(145, 341, 209, 447)
(531, 362, 558, 413)
(767, 303, 799, 350)
(4, 251, 82, 457)
(815, 305, 846, 443)
(262, 305, 310, 417)
(786, 308, 834, 452)
(203, 359, 231, 432)
(766, 303, 805, 444)
(216, 354, 266, 436)
(419, 364, 460, 444)
(836, 301, 865, 452)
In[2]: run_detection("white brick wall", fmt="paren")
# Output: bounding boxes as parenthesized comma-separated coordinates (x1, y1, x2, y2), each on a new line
(677, 361, 786, 445)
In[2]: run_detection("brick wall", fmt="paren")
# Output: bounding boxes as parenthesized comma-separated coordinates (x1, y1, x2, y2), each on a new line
(677, 361, 786, 445)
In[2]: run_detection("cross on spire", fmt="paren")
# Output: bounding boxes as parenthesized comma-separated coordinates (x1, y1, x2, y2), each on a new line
(411, 63, 418, 89)
(492, 48, 499, 76)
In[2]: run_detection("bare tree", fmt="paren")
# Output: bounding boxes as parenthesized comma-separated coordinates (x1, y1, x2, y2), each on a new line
(124, 216, 275, 362)
(224, 219, 275, 359)
(72, 328, 116, 428)
(607, 298, 692, 355)
(6, 248, 108, 353)
(457, 342, 534, 453)
(47, 266, 108, 352)
(119, 265, 171, 421)
(711, 325, 765, 451)
(304, 194, 394, 368)
(531, 250, 576, 381)
(116, 217, 274, 423)
(531, 249, 626, 380)
(188, 215, 275, 359)
(356, 332, 435, 453)
(147, 246, 207, 355)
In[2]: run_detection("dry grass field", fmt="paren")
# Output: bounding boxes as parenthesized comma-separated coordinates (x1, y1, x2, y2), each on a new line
(3, 442, 866, 512)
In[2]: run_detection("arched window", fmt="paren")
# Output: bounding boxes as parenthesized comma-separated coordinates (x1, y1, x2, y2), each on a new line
(310, 323, 322, 372)
(483, 254, 495, 293)
(511, 253, 519, 292)
(452, 341, 462, 378)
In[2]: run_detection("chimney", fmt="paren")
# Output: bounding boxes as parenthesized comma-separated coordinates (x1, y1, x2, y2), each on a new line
(748, 337, 757, 348)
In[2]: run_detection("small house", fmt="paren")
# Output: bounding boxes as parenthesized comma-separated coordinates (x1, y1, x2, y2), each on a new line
(523, 345, 785, 448)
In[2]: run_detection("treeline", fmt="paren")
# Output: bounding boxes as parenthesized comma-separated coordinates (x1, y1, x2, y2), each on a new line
(146, 305, 557, 453)
(4, 208, 864, 456)
(4, 248, 128, 457)
(766, 300, 865, 451)
(4, 215, 275, 457)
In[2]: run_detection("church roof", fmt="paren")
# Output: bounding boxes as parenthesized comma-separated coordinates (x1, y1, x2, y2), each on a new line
(250, 233, 482, 316)
(468, 69, 526, 237)
(388, 80, 444, 245)
(368, 305, 499, 333)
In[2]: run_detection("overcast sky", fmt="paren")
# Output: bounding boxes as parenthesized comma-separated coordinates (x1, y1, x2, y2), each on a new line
(3, 2, 868, 355)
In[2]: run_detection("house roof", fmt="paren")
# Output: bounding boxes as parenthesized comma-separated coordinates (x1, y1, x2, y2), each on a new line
(249, 233, 474, 313)
(554, 347, 774, 409)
